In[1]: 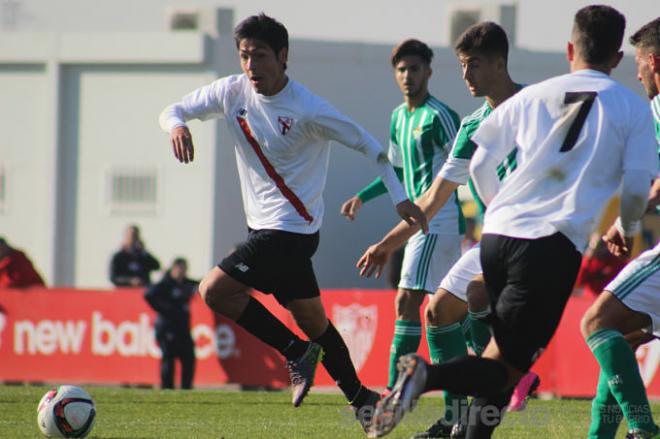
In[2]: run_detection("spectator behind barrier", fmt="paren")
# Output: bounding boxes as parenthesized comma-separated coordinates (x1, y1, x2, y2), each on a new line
(109, 224, 161, 287)
(0, 237, 45, 288)
(144, 257, 198, 389)
(0, 237, 46, 288)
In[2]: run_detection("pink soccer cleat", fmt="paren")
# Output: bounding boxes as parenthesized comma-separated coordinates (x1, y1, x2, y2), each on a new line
(508, 371, 540, 412)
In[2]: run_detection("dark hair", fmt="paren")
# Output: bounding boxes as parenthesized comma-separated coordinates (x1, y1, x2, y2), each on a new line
(572, 5, 625, 65)
(390, 39, 433, 67)
(234, 13, 289, 56)
(454, 21, 509, 63)
(172, 257, 187, 267)
(629, 17, 660, 54)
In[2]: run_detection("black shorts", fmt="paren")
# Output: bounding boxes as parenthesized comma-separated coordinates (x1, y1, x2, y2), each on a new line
(218, 228, 320, 306)
(480, 232, 581, 372)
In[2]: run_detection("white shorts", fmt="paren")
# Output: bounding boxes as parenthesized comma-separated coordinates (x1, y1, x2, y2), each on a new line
(398, 231, 462, 293)
(605, 243, 660, 337)
(438, 244, 482, 302)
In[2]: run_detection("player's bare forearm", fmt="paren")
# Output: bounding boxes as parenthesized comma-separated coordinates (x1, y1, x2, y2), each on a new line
(377, 178, 460, 251)
(395, 199, 429, 234)
(419, 178, 460, 221)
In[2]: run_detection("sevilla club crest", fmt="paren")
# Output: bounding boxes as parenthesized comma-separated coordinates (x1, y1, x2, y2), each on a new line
(332, 304, 378, 372)
(278, 116, 294, 135)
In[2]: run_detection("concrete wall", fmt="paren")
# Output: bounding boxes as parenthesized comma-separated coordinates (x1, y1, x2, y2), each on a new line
(0, 26, 646, 289)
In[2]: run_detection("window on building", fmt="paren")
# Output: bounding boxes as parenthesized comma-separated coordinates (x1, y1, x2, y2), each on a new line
(107, 168, 158, 214)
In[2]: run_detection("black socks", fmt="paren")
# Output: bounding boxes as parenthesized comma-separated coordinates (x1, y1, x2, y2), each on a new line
(235, 297, 307, 360)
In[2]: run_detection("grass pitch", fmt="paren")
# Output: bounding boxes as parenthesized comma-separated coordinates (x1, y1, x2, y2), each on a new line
(2, 384, 658, 438)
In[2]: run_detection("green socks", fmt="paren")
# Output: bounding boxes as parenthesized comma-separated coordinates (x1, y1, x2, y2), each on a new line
(587, 329, 656, 434)
(427, 322, 469, 424)
(467, 309, 491, 356)
(387, 320, 422, 389)
(588, 370, 622, 439)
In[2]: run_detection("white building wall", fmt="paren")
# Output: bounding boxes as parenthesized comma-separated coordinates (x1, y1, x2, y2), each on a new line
(0, 9, 648, 288)
(0, 64, 51, 280)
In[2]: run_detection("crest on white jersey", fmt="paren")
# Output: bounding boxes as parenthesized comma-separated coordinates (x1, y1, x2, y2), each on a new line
(636, 339, 660, 386)
(278, 116, 294, 135)
(332, 304, 377, 372)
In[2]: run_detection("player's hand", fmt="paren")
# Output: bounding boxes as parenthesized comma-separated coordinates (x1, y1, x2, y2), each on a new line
(602, 224, 633, 258)
(340, 196, 363, 221)
(171, 126, 195, 163)
(395, 199, 428, 234)
(356, 243, 392, 278)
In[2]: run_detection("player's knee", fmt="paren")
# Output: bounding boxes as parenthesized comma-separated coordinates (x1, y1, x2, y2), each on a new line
(395, 289, 422, 319)
(580, 307, 601, 340)
(466, 280, 489, 312)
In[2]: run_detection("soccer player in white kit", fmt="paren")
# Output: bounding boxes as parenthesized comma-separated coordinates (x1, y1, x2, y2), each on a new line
(369, 6, 658, 439)
(158, 14, 427, 433)
(581, 17, 660, 439)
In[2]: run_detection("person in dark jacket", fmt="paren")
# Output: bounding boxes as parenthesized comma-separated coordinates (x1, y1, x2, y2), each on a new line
(110, 225, 161, 287)
(145, 257, 198, 389)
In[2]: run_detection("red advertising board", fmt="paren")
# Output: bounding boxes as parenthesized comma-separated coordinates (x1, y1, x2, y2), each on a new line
(0, 288, 659, 398)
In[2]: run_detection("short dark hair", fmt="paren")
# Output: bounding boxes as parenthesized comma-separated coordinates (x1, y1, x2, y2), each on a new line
(454, 21, 509, 63)
(572, 5, 625, 65)
(390, 39, 433, 67)
(172, 257, 187, 267)
(629, 17, 660, 55)
(234, 13, 289, 56)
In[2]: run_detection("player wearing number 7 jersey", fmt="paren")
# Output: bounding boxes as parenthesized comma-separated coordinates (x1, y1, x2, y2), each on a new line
(369, 6, 658, 439)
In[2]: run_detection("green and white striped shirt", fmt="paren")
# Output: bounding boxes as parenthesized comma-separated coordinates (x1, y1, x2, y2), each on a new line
(439, 90, 522, 217)
(356, 95, 463, 234)
(389, 95, 463, 234)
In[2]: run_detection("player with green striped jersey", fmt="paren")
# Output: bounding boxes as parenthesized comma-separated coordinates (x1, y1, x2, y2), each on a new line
(583, 18, 660, 439)
(448, 101, 520, 217)
(341, 39, 463, 413)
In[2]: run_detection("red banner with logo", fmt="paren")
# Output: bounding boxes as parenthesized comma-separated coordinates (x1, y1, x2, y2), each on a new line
(0, 288, 658, 398)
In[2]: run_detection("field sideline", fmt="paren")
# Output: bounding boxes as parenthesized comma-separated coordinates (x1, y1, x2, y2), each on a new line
(3, 384, 659, 438)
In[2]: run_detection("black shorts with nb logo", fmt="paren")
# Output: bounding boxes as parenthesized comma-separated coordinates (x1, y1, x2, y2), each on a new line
(480, 231, 582, 371)
(218, 228, 320, 306)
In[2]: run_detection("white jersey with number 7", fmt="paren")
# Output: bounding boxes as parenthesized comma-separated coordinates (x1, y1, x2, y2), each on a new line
(471, 69, 658, 251)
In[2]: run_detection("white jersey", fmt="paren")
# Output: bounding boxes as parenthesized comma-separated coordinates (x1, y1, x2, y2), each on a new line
(472, 69, 658, 251)
(160, 74, 407, 234)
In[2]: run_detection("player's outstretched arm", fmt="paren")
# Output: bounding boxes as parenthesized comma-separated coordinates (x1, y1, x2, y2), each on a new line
(170, 126, 195, 164)
(355, 176, 459, 279)
(395, 199, 428, 234)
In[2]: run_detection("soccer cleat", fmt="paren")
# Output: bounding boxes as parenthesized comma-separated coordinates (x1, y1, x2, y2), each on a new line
(625, 425, 660, 439)
(354, 390, 381, 434)
(508, 371, 540, 412)
(369, 354, 428, 438)
(286, 342, 323, 407)
(409, 417, 454, 438)
(449, 422, 467, 439)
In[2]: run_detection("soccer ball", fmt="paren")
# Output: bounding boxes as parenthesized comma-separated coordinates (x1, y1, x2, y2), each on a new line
(37, 385, 96, 438)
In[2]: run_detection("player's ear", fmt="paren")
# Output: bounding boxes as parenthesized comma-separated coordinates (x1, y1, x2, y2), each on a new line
(650, 53, 660, 74)
(277, 47, 288, 66)
(566, 41, 575, 62)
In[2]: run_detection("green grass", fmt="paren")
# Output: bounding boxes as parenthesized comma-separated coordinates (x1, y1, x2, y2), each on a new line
(2, 384, 659, 438)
